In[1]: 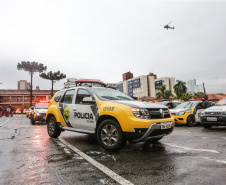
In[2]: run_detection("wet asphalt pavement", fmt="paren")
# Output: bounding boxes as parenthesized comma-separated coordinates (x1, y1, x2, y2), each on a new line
(0, 115, 225, 185)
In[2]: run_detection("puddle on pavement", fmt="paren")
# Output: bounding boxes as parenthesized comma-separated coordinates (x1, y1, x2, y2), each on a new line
(47, 152, 72, 163)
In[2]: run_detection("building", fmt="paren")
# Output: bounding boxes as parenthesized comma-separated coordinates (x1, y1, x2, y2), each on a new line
(17, 80, 27, 90)
(187, 79, 203, 94)
(0, 89, 56, 109)
(117, 72, 175, 99)
(0, 80, 57, 109)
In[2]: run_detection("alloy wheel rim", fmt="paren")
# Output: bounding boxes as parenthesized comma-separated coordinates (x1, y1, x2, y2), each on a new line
(48, 120, 55, 135)
(101, 124, 119, 146)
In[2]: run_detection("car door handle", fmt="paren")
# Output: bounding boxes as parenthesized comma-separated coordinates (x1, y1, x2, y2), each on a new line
(72, 108, 77, 111)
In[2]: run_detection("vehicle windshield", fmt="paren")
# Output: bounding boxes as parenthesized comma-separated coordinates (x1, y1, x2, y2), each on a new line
(175, 101, 199, 109)
(35, 103, 49, 109)
(92, 88, 134, 101)
(215, 98, 226, 106)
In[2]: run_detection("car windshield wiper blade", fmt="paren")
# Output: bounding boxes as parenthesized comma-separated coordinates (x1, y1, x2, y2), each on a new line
(101, 96, 119, 100)
(116, 96, 132, 101)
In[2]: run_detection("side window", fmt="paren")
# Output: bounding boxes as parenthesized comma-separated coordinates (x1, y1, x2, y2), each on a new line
(75, 89, 92, 104)
(54, 91, 64, 102)
(61, 90, 75, 104)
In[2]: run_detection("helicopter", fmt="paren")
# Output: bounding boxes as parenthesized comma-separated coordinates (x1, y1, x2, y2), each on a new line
(161, 21, 175, 30)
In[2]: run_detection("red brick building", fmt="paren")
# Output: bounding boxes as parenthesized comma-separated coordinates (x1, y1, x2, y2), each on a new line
(0, 89, 57, 109)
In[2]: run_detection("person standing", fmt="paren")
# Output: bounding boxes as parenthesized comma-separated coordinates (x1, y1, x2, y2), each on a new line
(6, 107, 11, 117)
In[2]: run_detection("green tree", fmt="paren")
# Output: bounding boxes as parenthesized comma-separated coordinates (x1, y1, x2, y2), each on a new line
(156, 85, 173, 100)
(163, 90, 173, 99)
(173, 80, 187, 99)
(40, 71, 66, 97)
(181, 93, 192, 101)
(193, 92, 208, 100)
(17, 61, 47, 106)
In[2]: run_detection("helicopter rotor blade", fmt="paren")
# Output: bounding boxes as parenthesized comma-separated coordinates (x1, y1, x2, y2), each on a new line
(168, 21, 172, 25)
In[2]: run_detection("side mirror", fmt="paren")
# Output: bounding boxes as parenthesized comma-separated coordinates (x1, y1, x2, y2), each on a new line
(82, 97, 95, 104)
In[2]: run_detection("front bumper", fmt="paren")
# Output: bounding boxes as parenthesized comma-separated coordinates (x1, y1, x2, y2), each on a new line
(34, 113, 46, 121)
(201, 115, 226, 126)
(172, 115, 187, 124)
(124, 121, 174, 143)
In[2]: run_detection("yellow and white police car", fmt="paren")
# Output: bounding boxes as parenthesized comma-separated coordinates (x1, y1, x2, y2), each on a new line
(170, 99, 214, 126)
(46, 80, 174, 151)
(30, 101, 49, 124)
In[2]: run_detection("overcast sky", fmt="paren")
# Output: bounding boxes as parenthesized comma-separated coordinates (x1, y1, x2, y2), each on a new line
(0, 0, 226, 94)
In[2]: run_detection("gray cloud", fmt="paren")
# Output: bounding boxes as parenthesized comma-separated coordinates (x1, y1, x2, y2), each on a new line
(0, 0, 226, 94)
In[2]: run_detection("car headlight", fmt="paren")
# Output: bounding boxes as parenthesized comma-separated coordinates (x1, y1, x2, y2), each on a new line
(175, 111, 186, 115)
(201, 111, 205, 116)
(131, 108, 151, 119)
(36, 112, 40, 116)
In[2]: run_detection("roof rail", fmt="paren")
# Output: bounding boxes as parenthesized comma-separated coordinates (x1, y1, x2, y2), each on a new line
(63, 80, 107, 89)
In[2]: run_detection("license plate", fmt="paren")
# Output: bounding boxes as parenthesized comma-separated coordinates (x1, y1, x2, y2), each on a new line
(161, 122, 171, 129)
(207, 117, 217, 121)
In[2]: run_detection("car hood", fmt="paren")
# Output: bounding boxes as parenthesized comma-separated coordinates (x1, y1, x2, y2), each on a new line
(170, 108, 191, 113)
(35, 109, 48, 113)
(204, 105, 226, 112)
(111, 100, 168, 109)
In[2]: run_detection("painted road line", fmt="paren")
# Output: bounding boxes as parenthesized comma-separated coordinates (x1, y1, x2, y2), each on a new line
(59, 138, 134, 185)
(202, 157, 226, 164)
(165, 143, 219, 154)
(0, 118, 11, 127)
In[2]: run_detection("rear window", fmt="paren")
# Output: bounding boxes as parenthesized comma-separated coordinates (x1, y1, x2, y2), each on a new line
(35, 103, 49, 109)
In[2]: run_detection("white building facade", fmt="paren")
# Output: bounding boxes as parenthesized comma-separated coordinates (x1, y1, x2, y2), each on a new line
(187, 79, 203, 94)
(117, 75, 175, 99)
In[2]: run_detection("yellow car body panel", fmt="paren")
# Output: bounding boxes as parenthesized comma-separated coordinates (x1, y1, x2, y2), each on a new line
(172, 107, 195, 124)
(97, 98, 174, 132)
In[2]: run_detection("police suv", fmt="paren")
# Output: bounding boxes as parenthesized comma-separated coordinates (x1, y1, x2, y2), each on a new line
(30, 101, 49, 124)
(201, 98, 226, 128)
(170, 100, 214, 126)
(46, 80, 174, 151)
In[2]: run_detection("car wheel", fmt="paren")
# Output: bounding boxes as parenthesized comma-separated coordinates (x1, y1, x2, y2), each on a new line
(47, 117, 61, 138)
(187, 116, 196, 127)
(97, 119, 126, 152)
(30, 118, 35, 125)
(203, 124, 212, 128)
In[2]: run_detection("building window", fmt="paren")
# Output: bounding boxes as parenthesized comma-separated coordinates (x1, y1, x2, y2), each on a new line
(17, 97, 20, 102)
(24, 97, 27, 102)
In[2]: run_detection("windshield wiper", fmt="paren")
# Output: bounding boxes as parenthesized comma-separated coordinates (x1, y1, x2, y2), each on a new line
(116, 96, 132, 101)
(101, 96, 119, 100)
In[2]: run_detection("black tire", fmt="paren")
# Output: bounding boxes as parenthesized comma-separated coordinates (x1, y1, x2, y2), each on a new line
(47, 117, 61, 138)
(203, 124, 212, 128)
(30, 118, 35, 125)
(187, 116, 196, 127)
(97, 119, 126, 152)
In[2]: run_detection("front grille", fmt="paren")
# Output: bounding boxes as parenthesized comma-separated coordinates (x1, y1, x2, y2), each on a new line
(146, 108, 171, 119)
(205, 112, 223, 115)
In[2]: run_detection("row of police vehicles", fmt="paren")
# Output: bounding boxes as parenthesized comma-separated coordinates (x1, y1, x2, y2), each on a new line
(26, 80, 226, 151)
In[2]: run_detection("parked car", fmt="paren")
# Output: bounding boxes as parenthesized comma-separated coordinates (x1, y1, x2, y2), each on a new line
(15, 108, 21, 114)
(27, 106, 34, 118)
(157, 100, 181, 109)
(201, 98, 226, 128)
(170, 100, 214, 126)
(45, 80, 174, 152)
(30, 101, 49, 124)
